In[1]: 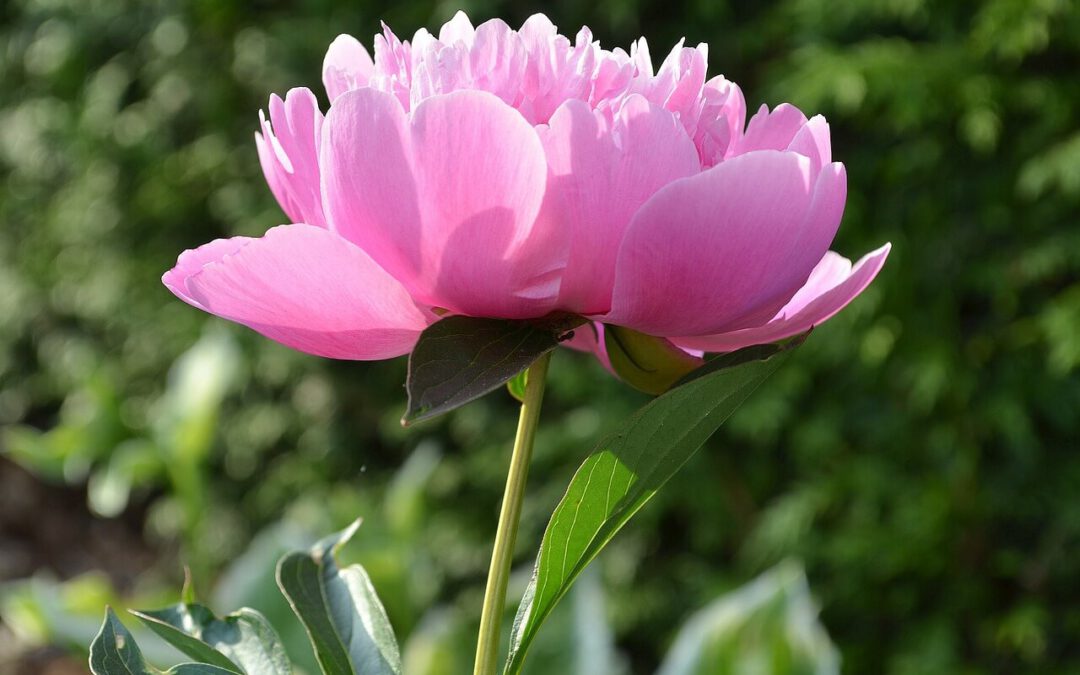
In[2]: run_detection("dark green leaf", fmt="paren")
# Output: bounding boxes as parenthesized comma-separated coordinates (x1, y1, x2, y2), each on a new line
(131, 604, 290, 675)
(675, 332, 809, 388)
(90, 608, 239, 675)
(403, 315, 582, 425)
(276, 519, 401, 675)
(604, 325, 702, 395)
(504, 342, 800, 674)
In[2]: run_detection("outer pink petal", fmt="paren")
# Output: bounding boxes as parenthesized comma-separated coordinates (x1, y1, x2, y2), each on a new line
(163, 236, 253, 311)
(257, 88, 326, 228)
(673, 243, 891, 352)
(604, 150, 846, 337)
(255, 128, 300, 224)
(540, 96, 700, 314)
(409, 91, 555, 316)
(323, 34, 374, 103)
(163, 225, 432, 360)
(321, 89, 556, 318)
(321, 87, 422, 281)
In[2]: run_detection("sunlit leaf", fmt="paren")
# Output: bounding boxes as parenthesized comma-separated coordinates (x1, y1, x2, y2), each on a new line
(505, 341, 800, 674)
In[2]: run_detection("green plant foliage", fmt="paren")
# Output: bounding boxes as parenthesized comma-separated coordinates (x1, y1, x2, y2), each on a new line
(506, 344, 794, 673)
(404, 316, 582, 424)
(276, 520, 402, 675)
(89, 608, 239, 675)
(656, 562, 838, 675)
(131, 605, 291, 675)
(87, 523, 404, 675)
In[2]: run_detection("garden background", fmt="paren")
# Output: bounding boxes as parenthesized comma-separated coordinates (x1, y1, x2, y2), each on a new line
(1, 0, 1078, 672)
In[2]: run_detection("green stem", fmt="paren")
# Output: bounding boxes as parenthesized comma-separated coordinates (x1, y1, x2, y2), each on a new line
(473, 351, 552, 675)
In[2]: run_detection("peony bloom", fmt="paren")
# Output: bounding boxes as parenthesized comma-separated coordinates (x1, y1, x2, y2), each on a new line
(164, 12, 889, 371)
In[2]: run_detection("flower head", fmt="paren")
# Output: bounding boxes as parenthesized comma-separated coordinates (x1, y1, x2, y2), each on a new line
(165, 12, 889, 369)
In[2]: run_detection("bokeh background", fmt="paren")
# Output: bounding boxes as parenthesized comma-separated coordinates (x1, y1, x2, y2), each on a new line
(1, 0, 1078, 673)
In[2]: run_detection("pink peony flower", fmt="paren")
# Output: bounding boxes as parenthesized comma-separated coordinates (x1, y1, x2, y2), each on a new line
(164, 11, 889, 367)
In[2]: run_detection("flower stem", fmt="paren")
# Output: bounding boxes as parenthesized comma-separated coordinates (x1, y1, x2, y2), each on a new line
(473, 351, 552, 675)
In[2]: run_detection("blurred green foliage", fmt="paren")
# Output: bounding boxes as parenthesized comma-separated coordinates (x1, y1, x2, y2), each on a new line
(1, 0, 1078, 672)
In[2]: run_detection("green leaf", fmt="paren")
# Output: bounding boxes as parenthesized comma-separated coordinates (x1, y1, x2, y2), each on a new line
(603, 325, 702, 395)
(504, 341, 800, 674)
(90, 607, 155, 675)
(403, 315, 583, 425)
(276, 519, 402, 675)
(130, 606, 240, 672)
(89, 608, 239, 675)
(131, 604, 290, 675)
(656, 562, 839, 675)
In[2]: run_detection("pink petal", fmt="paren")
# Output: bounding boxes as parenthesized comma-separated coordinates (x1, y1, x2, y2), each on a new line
(604, 150, 846, 337)
(164, 225, 432, 360)
(438, 10, 476, 43)
(695, 75, 746, 166)
(407, 29, 467, 110)
(468, 19, 528, 107)
(320, 87, 421, 283)
(371, 23, 413, 109)
(321, 89, 557, 318)
(256, 129, 300, 225)
(257, 88, 326, 228)
(648, 42, 709, 135)
(785, 114, 832, 174)
(410, 17, 528, 110)
(323, 34, 375, 103)
(518, 15, 598, 123)
(731, 103, 808, 155)
(539, 95, 700, 314)
(163, 236, 253, 311)
(562, 321, 613, 373)
(673, 243, 891, 352)
(630, 38, 653, 77)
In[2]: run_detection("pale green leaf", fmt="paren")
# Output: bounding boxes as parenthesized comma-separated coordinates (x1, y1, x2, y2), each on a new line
(131, 604, 290, 675)
(89, 608, 240, 675)
(656, 562, 839, 675)
(276, 519, 402, 675)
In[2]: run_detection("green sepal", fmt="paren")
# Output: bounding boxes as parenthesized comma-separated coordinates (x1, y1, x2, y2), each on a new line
(507, 369, 528, 402)
(604, 324, 703, 395)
